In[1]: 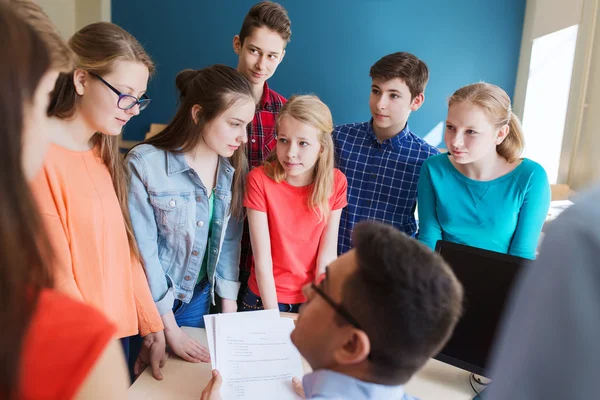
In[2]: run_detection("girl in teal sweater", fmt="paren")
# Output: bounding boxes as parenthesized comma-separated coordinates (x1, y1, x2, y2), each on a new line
(417, 83, 550, 259)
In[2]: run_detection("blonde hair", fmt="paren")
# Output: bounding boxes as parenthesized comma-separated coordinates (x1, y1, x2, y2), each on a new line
(265, 95, 334, 221)
(448, 82, 524, 163)
(49, 22, 155, 258)
(7, 0, 75, 72)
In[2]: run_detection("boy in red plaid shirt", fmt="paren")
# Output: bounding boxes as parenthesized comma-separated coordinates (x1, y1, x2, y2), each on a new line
(232, 2, 291, 303)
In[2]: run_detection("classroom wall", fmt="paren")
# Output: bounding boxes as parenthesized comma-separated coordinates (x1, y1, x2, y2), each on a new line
(112, 0, 526, 145)
(37, 0, 111, 39)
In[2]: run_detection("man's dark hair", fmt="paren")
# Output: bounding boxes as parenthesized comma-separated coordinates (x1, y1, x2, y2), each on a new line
(238, 1, 291, 46)
(342, 221, 463, 384)
(370, 52, 429, 100)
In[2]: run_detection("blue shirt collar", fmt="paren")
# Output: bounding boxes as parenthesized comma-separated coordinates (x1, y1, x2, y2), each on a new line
(367, 119, 410, 151)
(166, 151, 234, 180)
(303, 369, 408, 400)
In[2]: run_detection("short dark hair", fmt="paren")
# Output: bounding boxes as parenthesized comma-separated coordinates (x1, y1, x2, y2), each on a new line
(238, 1, 291, 46)
(369, 52, 429, 100)
(341, 221, 463, 384)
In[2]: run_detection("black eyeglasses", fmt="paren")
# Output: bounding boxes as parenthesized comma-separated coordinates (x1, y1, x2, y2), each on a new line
(311, 271, 373, 360)
(90, 73, 152, 111)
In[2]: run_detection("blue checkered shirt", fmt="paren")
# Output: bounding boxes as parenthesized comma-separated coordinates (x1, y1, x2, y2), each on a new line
(333, 120, 440, 255)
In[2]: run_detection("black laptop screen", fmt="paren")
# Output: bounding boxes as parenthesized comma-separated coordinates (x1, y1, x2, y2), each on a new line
(434, 240, 525, 376)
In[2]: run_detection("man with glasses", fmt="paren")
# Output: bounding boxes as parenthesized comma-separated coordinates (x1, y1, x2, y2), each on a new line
(201, 221, 464, 399)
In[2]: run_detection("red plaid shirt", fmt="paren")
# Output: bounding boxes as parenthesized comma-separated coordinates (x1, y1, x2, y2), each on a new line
(241, 82, 287, 272)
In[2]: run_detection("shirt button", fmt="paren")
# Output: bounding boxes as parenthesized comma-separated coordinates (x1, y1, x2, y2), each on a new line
(178, 293, 185, 299)
(251, 139, 256, 143)
(192, 250, 199, 256)
(197, 220, 204, 227)
(212, 248, 218, 254)
(196, 196, 202, 202)
(215, 220, 221, 226)
(184, 276, 192, 281)
(169, 199, 176, 207)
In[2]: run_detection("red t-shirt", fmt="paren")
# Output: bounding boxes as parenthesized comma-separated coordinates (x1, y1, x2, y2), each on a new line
(245, 166, 348, 303)
(19, 289, 116, 399)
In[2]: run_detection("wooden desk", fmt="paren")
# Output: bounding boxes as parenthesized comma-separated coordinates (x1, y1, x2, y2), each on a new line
(129, 316, 476, 399)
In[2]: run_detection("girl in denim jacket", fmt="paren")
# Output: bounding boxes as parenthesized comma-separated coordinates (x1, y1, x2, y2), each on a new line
(127, 65, 254, 364)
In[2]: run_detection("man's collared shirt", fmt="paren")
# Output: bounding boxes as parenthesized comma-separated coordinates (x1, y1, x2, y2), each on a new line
(303, 369, 417, 400)
(333, 120, 439, 255)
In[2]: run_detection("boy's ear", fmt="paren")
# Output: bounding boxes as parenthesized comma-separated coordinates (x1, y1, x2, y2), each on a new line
(279, 49, 286, 63)
(410, 93, 425, 112)
(233, 35, 242, 55)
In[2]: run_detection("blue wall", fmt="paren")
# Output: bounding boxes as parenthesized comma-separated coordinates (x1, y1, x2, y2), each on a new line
(112, 0, 526, 145)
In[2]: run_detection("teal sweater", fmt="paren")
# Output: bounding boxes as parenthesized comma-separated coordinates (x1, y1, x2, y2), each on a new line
(417, 153, 550, 259)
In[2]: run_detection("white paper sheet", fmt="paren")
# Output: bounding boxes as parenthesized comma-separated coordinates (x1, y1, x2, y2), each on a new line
(215, 317, 303, 399)
(203, 309, 280, 370)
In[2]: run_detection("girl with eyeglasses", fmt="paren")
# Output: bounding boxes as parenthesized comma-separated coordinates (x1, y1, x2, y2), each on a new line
(30, 22, 166, 380)
(0, 3, 133, 398)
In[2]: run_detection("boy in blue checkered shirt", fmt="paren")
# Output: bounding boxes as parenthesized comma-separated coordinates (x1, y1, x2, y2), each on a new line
(333, 52, 440, 254)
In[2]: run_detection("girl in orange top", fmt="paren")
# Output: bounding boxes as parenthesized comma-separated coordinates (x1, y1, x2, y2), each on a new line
(0, 4, 129, 398)
(242, 95, 348, 312)
(29, 22, 165, 378)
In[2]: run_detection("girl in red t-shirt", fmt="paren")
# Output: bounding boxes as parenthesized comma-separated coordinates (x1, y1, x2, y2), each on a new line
(242, 95, 348, 312)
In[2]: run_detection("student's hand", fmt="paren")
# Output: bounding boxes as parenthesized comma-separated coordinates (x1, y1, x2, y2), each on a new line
(221, 298, 237, 313)
(165, 326, 210, 363)
(200, 369, 222, 400)
(292, 377, 305, 399)
(135, 330, 168, 380)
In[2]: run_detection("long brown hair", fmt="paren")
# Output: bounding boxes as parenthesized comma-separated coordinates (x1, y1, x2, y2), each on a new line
(0, 4, 53, 398)
(448, 82, 524, 163)
(141, 65, 253, 220)
(48, 22, 155, 257)
(265, 95, 335, 221)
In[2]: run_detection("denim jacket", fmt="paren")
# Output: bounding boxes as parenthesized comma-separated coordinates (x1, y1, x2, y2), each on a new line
(126, 144, 242, 315)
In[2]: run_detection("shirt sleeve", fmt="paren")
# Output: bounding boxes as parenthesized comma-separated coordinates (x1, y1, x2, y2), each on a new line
(487, 201, 600, 400)
(332, 169, 348, 210)
(214, 217, 243, 300)
(31, 166, 85, 301)
(244, 168, 268, 212)
(508, 163, 551, 259)
(131, 254, 164, 336)
(126, 153, 174, 316)
(416, 160, 443, 251)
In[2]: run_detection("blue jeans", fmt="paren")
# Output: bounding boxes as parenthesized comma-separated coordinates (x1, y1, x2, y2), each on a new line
(172, 278, 211, 328)
(240, 288, 302, 313)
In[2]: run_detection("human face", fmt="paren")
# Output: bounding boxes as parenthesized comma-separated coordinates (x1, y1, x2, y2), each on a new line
(291, 251, 359, 370)
(276, 116, 322, 187)
(369, 77, 423, 138)
(201, 96, 254, 157)
(74, 60, 150, 136)
(22, 69, 60, 180)
(233, 26, 286, 87)
(444, 101, 508, 165)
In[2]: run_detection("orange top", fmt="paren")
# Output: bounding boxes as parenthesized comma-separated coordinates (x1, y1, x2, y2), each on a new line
(245, 167, 348, 303)
(31, 144, 163, 337)
(20, 289, 116, 400)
